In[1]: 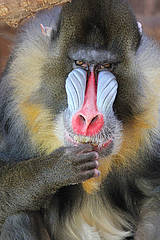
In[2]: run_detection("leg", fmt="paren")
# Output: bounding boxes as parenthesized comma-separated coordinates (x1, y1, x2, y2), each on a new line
(0, 212, 50, 240)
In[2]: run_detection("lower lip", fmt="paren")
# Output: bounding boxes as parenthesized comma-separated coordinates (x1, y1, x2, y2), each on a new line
(65, 133, 112, 151)
(99, 139, 112, 149)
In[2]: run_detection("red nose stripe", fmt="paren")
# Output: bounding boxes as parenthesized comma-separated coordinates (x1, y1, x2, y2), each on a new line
(72, 71, 104, 136)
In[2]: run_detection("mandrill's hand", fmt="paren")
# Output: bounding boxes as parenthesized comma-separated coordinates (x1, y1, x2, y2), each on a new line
(47, 144, 100, 187)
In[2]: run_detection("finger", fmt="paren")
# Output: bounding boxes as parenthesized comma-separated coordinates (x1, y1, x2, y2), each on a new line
(75, 144, 94, 154)
(80, 160, 99, 171)
(65, 144, 93, 155)
(75, 151, 99, 164)
(78, 169, 101, 182)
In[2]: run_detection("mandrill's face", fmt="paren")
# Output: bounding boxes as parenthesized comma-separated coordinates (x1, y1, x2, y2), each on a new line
(57, 46, 123, 158)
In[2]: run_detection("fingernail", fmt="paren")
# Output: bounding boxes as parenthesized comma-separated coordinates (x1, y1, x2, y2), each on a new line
(94, 169, 100, 177)
(95, 160, 99, 168)
(95, 152, 99, 159)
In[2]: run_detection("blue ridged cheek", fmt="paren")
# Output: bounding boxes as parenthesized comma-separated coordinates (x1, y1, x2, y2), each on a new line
(97, 71, 118, 114)
(65, 68, 87, 112)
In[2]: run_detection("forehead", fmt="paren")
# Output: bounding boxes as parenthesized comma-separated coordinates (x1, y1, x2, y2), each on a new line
(68, 23, 121, 63)
(68, 46, 119, 63)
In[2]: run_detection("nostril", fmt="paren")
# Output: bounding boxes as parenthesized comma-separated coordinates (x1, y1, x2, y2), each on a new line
(72, 111, 104, 136)
(90, 115, 99, 125)
(79, 114, 86, 123)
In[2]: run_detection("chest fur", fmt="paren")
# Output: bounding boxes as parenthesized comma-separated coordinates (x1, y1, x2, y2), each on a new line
(54, 194, 133, 240)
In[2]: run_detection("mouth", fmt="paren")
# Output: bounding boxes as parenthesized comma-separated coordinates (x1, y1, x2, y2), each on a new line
(65, 132, 112, 151)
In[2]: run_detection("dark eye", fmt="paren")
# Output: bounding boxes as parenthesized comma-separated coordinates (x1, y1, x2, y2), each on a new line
(99, 63, 113, 71)
(75, 60, 88, 69)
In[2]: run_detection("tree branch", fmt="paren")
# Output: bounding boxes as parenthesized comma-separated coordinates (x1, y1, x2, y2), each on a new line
(0, 0, 71, 28)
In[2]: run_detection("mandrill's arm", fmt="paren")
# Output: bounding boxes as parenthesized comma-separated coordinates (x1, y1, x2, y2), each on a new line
(135, 196, 160, 240)
(0, 145, 99, 228)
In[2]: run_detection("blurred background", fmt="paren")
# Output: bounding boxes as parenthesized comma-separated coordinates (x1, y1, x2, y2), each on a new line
(0, 0, 160, 74)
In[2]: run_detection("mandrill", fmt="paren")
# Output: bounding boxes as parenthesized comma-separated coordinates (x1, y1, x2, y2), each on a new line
(0, 0, 160, 240)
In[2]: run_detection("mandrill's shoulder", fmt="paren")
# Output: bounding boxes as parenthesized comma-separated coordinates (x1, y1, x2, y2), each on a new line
(136, 34, 160, 87)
